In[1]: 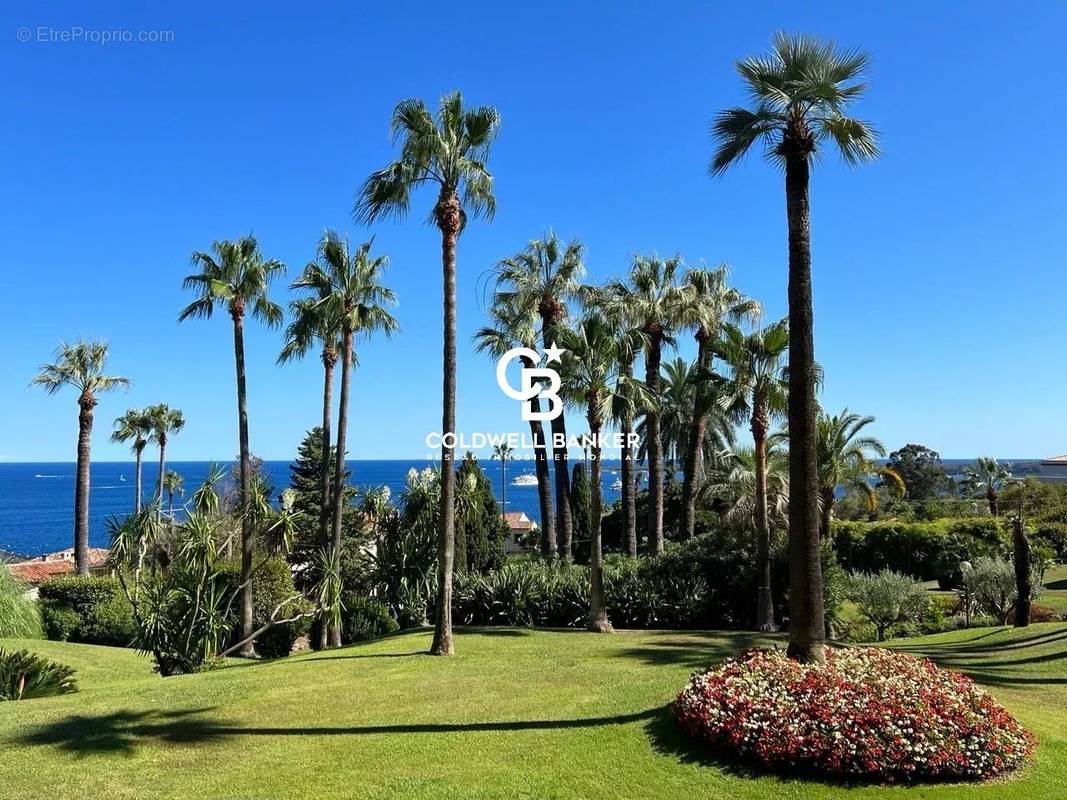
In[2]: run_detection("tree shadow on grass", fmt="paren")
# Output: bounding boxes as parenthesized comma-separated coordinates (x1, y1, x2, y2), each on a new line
(14, 706, 661, 756)
(612, 631, 780, 670)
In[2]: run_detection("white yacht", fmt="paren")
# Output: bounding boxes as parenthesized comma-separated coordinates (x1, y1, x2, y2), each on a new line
(511, 473, 538, 487)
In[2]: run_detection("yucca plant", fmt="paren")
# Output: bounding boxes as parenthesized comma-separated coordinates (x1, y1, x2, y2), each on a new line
(0, 567, 43, 639)
(0, 649, 77, 701)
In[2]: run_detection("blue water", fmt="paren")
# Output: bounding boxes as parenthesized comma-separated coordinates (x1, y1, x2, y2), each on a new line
(0, 460, 624, 558)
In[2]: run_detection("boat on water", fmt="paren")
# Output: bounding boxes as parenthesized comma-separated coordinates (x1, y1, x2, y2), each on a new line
(511, 473, 538, 487)
(119, 475, 126, 482)
(610, 478, 622, 490)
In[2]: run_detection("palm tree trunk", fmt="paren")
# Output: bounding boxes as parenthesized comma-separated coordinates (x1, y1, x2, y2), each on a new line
(527, 396, 556, 552)
(784, 152, 825, 664)
(74, 395, 94, 577)
(431, 196, 460, 657)
(549, 411, 571, 559)
(1013, 517, 1032, 627)
(317, 349, 335, 651)
(134, 444, 144, 515)
(620, 360, 637, 557)
(645, 335, 665, 555)
(752, 408, 775, 632)
(232, 308, 256, 657)
(500, 455, 506, 516)
(988, 487, 999, 517)
(681, 334, 713, 539)
(587, 410, 613, 633)
(330, 329, 353, 649)
(156, 435, 166, 519)
(820, 488, 835, 541)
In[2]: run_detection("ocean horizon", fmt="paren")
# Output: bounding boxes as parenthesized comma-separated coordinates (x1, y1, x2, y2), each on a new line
(0, 458, 627, 558)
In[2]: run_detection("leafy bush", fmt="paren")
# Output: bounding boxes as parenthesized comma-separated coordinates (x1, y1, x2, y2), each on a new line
(846, 570, 929, 641)
(960, 556, 1044, 625)
(37, 575, 134, 646)
(674, 648, 1034, 781)
(0, 566, 42, 639)
(0, 648, 77, 701)
(1009, 602, 1060, 624)
(40, 604, 80, 641)
(342, 597, 399, 642)
(219, 557, 311, 659)
(833, 518, 1004, 587)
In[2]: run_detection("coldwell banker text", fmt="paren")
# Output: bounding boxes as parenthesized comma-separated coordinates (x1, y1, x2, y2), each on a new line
(425, 431, 639, 456)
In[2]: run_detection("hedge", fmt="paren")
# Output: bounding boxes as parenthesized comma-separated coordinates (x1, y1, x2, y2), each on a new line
(37, 576, 135, 647)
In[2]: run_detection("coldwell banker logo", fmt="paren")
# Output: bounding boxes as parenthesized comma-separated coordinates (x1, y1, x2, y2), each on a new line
(495, 342, 566, 422)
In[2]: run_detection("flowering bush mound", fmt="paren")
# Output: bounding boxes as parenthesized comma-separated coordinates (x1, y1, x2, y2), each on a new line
(673, 647, 1034, 782)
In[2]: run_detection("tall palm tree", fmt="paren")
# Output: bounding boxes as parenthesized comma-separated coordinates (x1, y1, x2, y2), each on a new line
(111, 408, 152, 513)
(961, 457, 1013, 517)
(293, 232, 398, 647)
(357, 91, 499, 657)
(560, 313, 644, 632)
(718, 320, 789, 632)
(280, 288, 346, 582)
(711, 32, 878, 663)
(492, 233, 585, 558)
(162, 469, 184, 517)
(179, 235, 285, 655)
(145, 403, 184, 516)
(603, 254, 690, 554)
(475, 301, 556, 552)
(492, 442, 514, 517)
(679, 265, 759, 539)
(706, 445, 790, 537)
(813, 408, 885, 539)
(33, 340, 130, 576)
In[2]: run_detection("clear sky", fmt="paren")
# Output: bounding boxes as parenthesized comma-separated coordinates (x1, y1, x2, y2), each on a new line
(2, 1, 1065, 462)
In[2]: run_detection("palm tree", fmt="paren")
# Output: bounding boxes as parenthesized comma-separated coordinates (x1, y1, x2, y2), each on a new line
(492, 233, 585, 558)
(111, 409, 152, 513)
(492, 442, 514, 517)
(718, 320, 789, 632)
(292, 232, 398, 647)
(961, 457, 1013, 517)
(560, 313, 644, 632)
(162, 470, 184, 517)
(475, 301, 556, 552)
(32, 340, 130, 576)
(813, 408, 886, 539)
(679, 265, 759, 538)
(145, 403, 184, 516)
(179, 235, 285, 655)
(707, 445, 790, 538)
(280, 284, 346, 580)
(710, 32, 878, 662)
(356, 91, 499, 657)
(603, 254, 690, 554)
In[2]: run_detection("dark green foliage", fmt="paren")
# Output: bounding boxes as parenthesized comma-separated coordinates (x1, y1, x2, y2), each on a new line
(0, 649, 77, 700)
(219, 557, 311, 659)
(570, 462, 592, 560)
(342, 597, 399, 642)
(37, 576, 134, 646)
(455, 454, 507, 574)
(286, 427, 357, 555)
(885, 443, 952, 501)
(832, 518, 1005, 587)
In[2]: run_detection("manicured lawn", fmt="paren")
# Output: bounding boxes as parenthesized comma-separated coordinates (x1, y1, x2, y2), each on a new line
(1, 625, 1065, 799)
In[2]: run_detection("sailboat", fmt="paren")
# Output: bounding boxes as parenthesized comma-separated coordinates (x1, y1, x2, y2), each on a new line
(119, 475, 126, 482)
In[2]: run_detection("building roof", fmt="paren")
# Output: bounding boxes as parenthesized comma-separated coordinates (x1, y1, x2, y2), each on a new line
(6, 547, 111, 585)
(503, 511, 535, 531)
(1042, 454, 1067, 465)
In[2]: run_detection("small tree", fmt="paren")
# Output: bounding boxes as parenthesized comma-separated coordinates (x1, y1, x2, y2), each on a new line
(961, 556, 1043, 626)
(847, 570, 928, 641)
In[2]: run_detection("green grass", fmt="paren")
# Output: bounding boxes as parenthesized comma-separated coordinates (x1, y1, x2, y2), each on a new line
(1, 625, 1065, 799)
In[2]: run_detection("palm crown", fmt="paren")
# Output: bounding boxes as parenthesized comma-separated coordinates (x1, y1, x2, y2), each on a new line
(292, 232, 399, 340)
(681, 264, 760, 343)
(278, 296, 344, 366)
(962, 457, 1013, 495)
(111, 408, 152, 453)
(603, 254, 690, 340)
(355, 91, 500, 232)
(145, 403, 185, 446)
(717, 320, 790, 427)
(710, 31, 879, 174)
(32, 340, 130, 404)
(179, 235, 285, 325)
(814, 408, 885, 494)
(492, 232, 585, 328)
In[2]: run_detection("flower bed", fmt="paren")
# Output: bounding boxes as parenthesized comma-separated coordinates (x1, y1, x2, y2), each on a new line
(673, 647, 1034, 782)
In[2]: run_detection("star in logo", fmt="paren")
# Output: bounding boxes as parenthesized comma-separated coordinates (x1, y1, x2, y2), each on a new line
(543, 341, 566, 364)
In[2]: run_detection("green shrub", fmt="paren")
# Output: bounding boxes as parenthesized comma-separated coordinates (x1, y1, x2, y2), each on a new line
(0, 648, 77, 700)
(219, 557, 311, 659)
(960, 556, 1044, 625)
(846, 570, 929, 641)
(40, 603, 80, 641)
(0, 567, 42, 639)
(342, 597, 399, 642)
(36, 575, 134, 646)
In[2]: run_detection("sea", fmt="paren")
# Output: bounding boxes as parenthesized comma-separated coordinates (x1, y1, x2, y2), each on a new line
(0, 459, 626, 558)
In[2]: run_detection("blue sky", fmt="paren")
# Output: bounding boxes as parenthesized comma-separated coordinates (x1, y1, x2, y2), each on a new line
(1, 1, 1065, 462)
